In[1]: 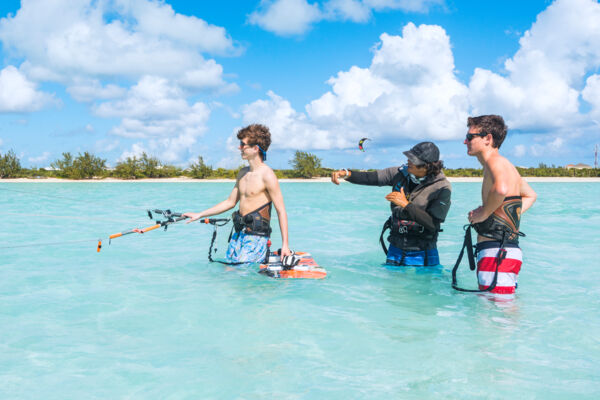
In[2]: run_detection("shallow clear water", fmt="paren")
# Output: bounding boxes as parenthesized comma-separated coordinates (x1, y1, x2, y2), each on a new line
(1, 182, 599, 399)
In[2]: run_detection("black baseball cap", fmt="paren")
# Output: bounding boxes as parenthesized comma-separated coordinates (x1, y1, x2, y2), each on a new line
(403, 142, 440, 166)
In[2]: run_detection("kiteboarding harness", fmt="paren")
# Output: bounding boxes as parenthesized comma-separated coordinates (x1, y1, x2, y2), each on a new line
(451, 224, 525, 293)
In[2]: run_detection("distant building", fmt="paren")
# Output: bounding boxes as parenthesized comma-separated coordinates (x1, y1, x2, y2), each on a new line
(565, 163, 592, 170)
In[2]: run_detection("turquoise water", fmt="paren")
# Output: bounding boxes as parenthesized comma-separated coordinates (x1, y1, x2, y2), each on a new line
(1, 182, 599, 399)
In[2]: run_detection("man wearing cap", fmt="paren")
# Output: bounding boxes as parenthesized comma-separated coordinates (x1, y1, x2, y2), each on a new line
(331, 142, 451, 266)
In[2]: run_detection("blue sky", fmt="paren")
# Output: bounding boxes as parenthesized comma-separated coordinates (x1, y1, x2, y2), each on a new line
(1, 0, 599, 169)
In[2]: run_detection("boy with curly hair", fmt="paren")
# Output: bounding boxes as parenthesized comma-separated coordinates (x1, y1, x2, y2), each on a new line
(184, 124, 291, 263)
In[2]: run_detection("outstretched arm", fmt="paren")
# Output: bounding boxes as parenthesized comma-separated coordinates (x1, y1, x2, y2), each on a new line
(520, 178, 537, 213)
(332, 167, 400, 186)
(264, 170, 291, 258)
(183, 174, 242, 222)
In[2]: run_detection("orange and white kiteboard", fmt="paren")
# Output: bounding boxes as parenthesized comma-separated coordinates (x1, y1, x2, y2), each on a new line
(259, 251, 327, 279)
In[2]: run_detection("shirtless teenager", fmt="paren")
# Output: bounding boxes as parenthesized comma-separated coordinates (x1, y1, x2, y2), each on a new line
(465, 115, 537, 294)
(184, 124, 291, 263)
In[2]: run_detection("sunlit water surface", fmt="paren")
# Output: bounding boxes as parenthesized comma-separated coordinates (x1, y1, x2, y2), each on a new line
(1, 182, 599, 399)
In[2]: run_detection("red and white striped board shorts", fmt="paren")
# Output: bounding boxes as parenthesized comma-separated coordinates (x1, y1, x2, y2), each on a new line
(476, 241, 522, 294)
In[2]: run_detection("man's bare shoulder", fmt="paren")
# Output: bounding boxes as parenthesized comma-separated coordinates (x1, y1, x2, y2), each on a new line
(236, 166, 250, 181)
(488, 153, 514, 171)
(258, 165, 278, 181)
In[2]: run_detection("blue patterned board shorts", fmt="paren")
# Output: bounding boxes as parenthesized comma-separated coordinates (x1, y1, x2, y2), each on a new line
(386, 245, 440, 266)
(225, 231, 269, 264)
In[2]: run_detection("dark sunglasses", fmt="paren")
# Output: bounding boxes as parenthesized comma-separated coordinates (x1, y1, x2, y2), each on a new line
(465, 132, 489, 141)
(239, 140, 253, 148)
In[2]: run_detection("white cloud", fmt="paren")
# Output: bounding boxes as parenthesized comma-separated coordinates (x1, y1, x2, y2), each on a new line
(119, 133, 198, 164)
(93, 76, 210, 162)
(323, 0, 371, 22)
(364, 0, 444, 13)
(248, 0, 322, 36)
(0, 0, 236, 91)
(28, 151, 51, 163)
(515, 135, 568, 158)
(119, 143, 147, 161)
(67, 78, 126, 102)
(242, 23, 468, 150)
(0, 66, 56, 112)
(307, 25, 469, 142)
(548, 137, 565, 151)
(94, 138, 120, 153)
(95, 76, 210, 138)
(469, 0, 600, 130)
(242, 91, 351, 149)
(248, 0, 443, 36)
(243, 0, 600, 152)
(118, 0, 234, 54)
(0, 0, 240, 163)
(582, 74, 600, 117)
(513, 144, 526, 157)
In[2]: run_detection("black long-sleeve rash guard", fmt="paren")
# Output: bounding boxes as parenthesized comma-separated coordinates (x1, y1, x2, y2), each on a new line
(346, 169, 449, 232)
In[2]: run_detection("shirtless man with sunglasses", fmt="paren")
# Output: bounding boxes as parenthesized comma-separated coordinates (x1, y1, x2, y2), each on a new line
(465, 115, 536, 294)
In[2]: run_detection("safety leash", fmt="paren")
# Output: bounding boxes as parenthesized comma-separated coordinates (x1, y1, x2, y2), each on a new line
(451, 225, 509, 293)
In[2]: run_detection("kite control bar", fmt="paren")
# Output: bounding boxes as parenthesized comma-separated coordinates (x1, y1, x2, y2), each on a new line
(106, 209, 231, 244)
(108, 209, 187, 241)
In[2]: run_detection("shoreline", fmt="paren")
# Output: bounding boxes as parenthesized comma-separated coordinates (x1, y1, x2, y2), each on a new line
(1, 177, 600, 183)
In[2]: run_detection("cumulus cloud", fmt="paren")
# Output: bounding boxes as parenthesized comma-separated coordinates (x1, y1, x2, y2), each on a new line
(0, 1, 240, 161)
(0, 66, 56, 112)
(67, 78, 126, 102)
(242, 91, 350, 149)
(248, 0, 443, 35)
(244, 0, 600, 152)
(93, 76, 211, 162)
(94, 138, 121, 153)
(582, 74, 600, 117)
(323, 0, 371, 22)
(469, 0, 600, 130)
(248, 0, 322, 36)
(28, 151, 51, 163)
(308, 25, 468, 141)
(119, 134, 198, 164)
(513, 144, 526, 157)
(0, 0, 237, 95)
(365, 0, 444, 13)
(530, 137, 566, 157)
(242, 23, 468, 150)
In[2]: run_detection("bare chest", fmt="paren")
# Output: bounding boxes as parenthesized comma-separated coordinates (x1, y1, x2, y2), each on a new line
(239, 172, 267, 198)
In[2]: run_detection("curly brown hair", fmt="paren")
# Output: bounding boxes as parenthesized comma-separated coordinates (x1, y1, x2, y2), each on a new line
(425, 160, 444, 177)
(467, 115, 508, 149)
(237, 124, 272, 160)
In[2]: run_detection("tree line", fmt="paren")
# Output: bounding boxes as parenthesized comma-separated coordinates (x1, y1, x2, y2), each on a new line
(1, 150, 598, 179)
(0, 150, 331, 179)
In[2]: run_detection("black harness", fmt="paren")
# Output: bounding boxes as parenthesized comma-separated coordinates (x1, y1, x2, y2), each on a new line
(451, 224, 525, 293)
(207, 203, 272, 265)
(231, 202, 272, 237)
(379, 218, 429, 253)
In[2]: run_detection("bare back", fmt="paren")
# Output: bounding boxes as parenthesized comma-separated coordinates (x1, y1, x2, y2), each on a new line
(237, 165, 272, 215)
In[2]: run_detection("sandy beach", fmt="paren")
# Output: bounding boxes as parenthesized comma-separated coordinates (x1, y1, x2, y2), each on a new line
(1, 177, 599, 183)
